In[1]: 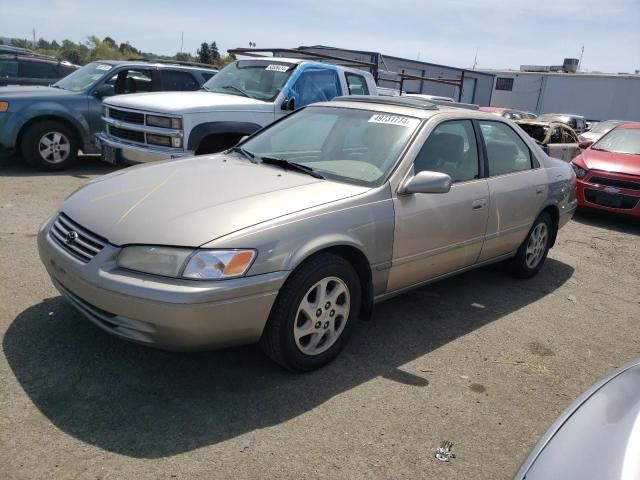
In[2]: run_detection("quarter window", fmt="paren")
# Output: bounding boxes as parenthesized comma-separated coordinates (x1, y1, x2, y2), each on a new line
(479, 121, 533, 176)
(414, 120, 479, 183)
(345, 73, 369, 95)
(0, 58, 18, 77)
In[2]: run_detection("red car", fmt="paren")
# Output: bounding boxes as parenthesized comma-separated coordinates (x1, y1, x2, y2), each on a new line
(571, 123, 640, 217)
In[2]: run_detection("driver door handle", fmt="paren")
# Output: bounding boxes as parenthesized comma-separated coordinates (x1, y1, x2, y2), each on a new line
(472, 199, 487, 210)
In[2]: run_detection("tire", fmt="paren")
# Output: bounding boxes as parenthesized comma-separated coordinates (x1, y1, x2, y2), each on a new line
(260, 253, 362, 372)
(509, 212, 553, 278)
(20, 120, 79, 171)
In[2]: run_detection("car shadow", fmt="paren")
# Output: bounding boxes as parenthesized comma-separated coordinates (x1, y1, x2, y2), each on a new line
(4, 259, 574, 458)
(572, 209, 639, 236)
(0, 154, 117, 179)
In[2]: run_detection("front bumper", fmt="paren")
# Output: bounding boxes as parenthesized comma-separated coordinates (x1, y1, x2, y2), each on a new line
(37, 216, 288, 350)
(95, 132, 194, 165)
(575, 173, 640, 217)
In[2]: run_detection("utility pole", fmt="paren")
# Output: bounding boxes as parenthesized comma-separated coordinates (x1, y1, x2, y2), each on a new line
(32, 28, 36, 49)
(578, 46, 584, 72)
(180, 32, 184, 54)
(472, 48, 478, 70)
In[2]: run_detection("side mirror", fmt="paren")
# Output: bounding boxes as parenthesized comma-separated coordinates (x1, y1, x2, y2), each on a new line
(399, 171, 452, 195)
(281, 97, 295, 111)
(93, 84, 115, 98)
(578, 140, 593, 149)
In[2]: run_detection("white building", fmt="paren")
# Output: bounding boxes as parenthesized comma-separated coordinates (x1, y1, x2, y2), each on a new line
(484, 69, 640, 121)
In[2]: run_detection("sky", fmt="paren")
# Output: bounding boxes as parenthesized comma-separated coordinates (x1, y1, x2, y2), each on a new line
(3, 0, 640, 73)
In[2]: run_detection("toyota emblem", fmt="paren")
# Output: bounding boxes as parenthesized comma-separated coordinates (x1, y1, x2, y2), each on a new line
(66, 231, 78, 244)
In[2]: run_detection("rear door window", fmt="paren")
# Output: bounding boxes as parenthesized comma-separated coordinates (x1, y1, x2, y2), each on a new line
(345, 73, 369, 95)
(19, 60, 58, 79)
(479, 121, 534, 176)
(162, 70, 200, 91)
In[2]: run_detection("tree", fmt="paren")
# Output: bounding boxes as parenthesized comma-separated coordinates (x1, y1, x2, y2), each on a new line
(197, 42, 212, 64)
(210, 41, 220, 64)
(103, 36, 117, 50)
(11, 38, 32, 49)
(175, 52, 192, 62)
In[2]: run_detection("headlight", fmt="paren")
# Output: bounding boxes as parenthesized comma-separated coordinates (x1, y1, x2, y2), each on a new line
(117, 246, 256, 280)
(0, 101, 9, 112)
(571, 163, 587, 178)
(147, 115, 182, 129)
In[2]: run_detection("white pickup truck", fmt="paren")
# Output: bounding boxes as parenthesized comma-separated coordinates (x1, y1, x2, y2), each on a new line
(95, 57, 378, 164)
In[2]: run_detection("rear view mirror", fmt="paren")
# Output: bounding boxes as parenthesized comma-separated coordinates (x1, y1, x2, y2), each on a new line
(281, 97, 295, 111)
(93, 84, 115, 98)
(578, 140, 593, 149)
(399, 171, 452, 195)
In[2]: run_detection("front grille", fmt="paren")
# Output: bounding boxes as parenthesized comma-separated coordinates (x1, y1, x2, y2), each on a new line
(49, 213, 108, 263)
(588, 176, 640, 192)
(584, 188, 640, 210)
(108, 108, 144, 125)
(108, 125, 145, 143)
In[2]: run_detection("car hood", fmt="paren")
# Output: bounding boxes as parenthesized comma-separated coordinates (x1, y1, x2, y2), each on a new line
(516, 361, 640, 479)
(104, 91, 273, 114)
(0, 85, 74, 101)
(581, 148, 640, 176)
(60, 155, 368, 247)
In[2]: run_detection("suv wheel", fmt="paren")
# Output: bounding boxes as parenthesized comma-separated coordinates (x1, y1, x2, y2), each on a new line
(260, 253, 361, 371)
(21, 120, 78, 171)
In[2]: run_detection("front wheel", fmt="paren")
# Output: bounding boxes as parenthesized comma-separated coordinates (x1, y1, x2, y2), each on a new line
(509, 212, 553, 278)
(260, 253, 362, 371)
(21, 120, 79, 171)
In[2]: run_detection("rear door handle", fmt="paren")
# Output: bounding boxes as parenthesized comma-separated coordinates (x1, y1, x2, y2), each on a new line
(472, 199, 487, 210)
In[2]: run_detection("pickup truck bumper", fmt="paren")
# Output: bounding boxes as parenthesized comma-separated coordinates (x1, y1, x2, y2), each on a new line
(95, 133, 194, 164)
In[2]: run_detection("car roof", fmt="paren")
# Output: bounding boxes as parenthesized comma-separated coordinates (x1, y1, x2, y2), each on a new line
(540, 113, 585, 119)
(92, 60, 218, 72)
(618, 122, 640, 129)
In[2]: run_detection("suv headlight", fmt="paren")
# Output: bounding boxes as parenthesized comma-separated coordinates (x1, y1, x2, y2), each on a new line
(118, 246, 256, 280)
(147, 115, 182, 129)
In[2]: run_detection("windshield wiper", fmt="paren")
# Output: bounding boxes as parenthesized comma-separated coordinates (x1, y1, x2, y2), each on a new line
(259, 156, 325, 179)
(220, 85, 250, 98)
(228, 146, 257, 163)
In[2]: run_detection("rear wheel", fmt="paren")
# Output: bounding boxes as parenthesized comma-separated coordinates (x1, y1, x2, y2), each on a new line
(260, 253, 361, 371)
(21, 120, 78, 171)
(509, 212, 553, 278)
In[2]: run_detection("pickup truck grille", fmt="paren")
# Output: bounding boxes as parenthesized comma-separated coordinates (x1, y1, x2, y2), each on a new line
(108, 126, 145, 143)
(49, 213, 108, 263)
(108, 108, 145, 125)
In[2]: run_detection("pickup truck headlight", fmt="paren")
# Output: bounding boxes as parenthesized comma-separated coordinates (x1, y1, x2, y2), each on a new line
(0, 101, 9, 112)
(118, 246, 256, 280)
(147, 115, 182, 129)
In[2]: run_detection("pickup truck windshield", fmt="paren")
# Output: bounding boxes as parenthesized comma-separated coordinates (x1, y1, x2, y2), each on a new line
(55, 62, 114, 92)
(241, 106, 421, 186)
(202, 60, 294, 102)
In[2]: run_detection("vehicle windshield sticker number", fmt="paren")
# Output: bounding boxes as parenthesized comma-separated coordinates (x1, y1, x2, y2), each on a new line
(368, 114, 419, 128)
(265, 64, 289, 72)
(96, 64, 112, 71)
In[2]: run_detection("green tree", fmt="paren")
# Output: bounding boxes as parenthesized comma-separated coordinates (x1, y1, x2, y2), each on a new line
(175, 52, 192, 62)
(197, 42, 212, 64)
(103, 36, 117, 49)
(61, 39, 84, 64)
(11, 38, 32, 49)
(210, 41, 220, 64)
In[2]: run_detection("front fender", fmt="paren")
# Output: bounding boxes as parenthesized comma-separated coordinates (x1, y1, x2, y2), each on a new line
(7, 102, 90, 148)
(187, 121, 263, 151)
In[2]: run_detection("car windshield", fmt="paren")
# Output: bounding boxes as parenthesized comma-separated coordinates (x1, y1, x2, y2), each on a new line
(240, 106, 421, 186)
(54, 62, 114, 92)
(589, 120, 622, 134)
(201, 60, 294, 102)
(592, 128, 640, 155)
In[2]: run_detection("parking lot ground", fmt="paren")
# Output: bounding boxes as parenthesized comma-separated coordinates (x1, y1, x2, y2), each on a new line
(1, 155, 639, 480)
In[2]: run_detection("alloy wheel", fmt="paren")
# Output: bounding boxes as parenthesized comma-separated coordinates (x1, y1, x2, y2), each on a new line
(38, 131, 71, 164)
(525, 223, 548, 269)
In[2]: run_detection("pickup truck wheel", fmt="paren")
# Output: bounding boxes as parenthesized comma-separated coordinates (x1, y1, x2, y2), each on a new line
(509, 212, 553, 278)
(260, 253, 361, 372)
(21, 121, 78, 171)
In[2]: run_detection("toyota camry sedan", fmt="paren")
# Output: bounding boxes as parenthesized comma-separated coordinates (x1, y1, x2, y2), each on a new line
(38, 96, 577, 371)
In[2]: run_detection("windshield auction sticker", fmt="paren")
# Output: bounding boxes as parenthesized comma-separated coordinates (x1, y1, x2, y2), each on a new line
(368, 114, 419, 128)
(96, 64, 113, 71)
(265, 64, 290, 72)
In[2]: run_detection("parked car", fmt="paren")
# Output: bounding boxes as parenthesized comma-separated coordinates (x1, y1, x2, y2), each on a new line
(96, 57, 378, 166)
(537, 113, 587, 133)
(515, 120, 581, 162)
(0, 52, 79, 87)
(0, 60, 218, 169)
(479, 106, 530, 120)
(406, 93, 455, 102)
(514, 358, 640, 479)
(571, 122, 640, 217)
(38, 96, 576, 371)
(578, 119, 625, 142)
